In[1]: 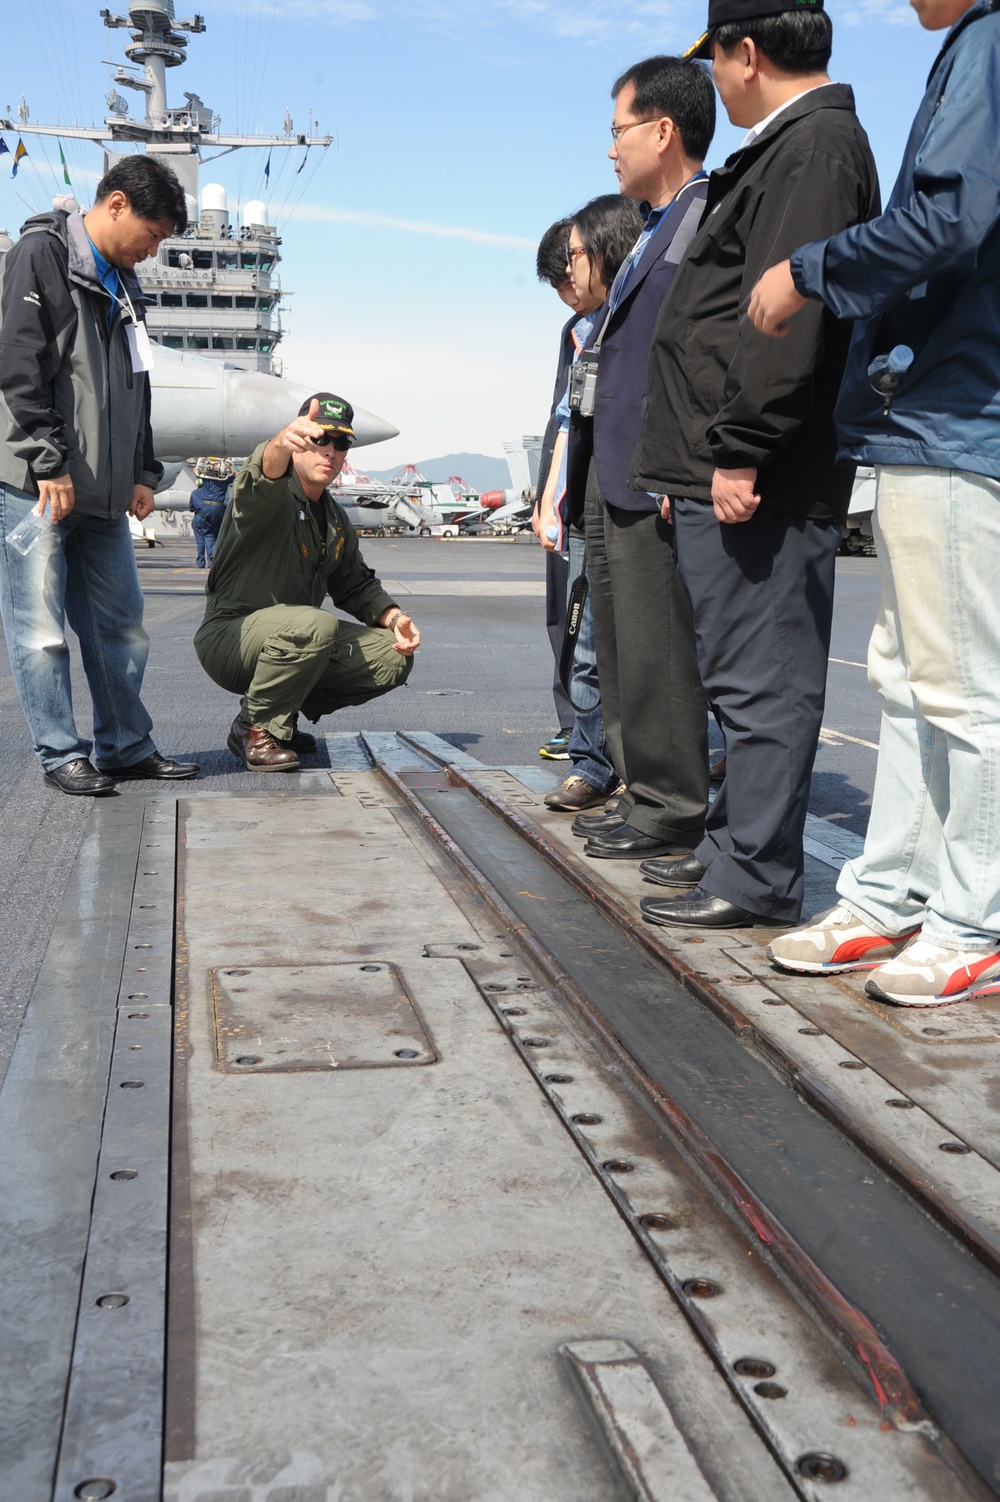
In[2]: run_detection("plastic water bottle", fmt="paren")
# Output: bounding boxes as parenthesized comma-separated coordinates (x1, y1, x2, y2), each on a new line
(545, 525, 559, 543)
(867, 345, 913, 415)
(5, 508, 50, 558)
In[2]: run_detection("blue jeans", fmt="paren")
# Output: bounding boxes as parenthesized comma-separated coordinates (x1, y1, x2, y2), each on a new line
(565, 532, 618, 794)
(0, 482, 155, 772)
(838, 467, 1000, 950)
(193, 509, 224, 567)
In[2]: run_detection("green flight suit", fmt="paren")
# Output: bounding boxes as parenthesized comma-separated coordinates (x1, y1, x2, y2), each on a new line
(194, 443, 411, 741)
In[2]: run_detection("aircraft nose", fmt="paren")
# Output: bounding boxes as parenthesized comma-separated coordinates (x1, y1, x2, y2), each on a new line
(220, 366, 398, 454)
(350, 406, 399, 447)
(147, 348, 400, 460)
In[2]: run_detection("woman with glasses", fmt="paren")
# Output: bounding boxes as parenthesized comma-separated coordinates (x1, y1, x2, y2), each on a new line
(536, 193, 642, 814)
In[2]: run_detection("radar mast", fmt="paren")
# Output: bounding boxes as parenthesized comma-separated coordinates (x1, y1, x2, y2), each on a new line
(1, 2, 332, 374)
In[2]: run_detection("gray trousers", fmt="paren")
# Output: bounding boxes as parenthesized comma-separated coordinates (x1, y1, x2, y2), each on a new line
(673, 498, 840, 922)
(195, 605, 412, 742)
(584, 465, 707, 845)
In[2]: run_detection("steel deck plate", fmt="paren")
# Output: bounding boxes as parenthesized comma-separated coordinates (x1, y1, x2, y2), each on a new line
(0, 800, 152, 1502)
(211, 961, 437, 1071)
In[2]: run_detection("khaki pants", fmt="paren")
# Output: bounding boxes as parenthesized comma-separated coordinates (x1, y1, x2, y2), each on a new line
(195, 605, 412, 742)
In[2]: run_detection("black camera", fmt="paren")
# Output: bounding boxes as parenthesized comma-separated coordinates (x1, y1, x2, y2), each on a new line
(568, 352, 600, 417)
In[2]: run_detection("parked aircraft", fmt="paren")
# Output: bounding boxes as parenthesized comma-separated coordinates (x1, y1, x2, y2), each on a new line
(150, 346, 397, 462)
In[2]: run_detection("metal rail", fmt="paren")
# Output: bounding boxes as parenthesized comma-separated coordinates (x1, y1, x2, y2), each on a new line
(363, 732, 1000, 1498)
(401, 731, 1000, 1281)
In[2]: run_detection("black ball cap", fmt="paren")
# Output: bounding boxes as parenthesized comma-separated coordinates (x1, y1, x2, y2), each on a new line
(684, 0, 824, 58)
(298, 391, 355, 437)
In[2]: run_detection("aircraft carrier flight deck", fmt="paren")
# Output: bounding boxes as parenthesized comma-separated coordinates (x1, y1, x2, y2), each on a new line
(1, 540, 997, 1502)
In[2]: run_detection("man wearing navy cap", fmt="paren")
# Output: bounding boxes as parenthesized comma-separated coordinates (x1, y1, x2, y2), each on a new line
(629, 0, 879, 927)
(195, 394, 420, 771)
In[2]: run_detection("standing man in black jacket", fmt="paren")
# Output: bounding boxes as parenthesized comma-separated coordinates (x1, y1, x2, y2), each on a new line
(629, 0, 878, 926)
(566, 56, 716, 863)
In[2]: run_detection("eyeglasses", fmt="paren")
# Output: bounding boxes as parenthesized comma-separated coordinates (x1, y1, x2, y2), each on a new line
(610, 118, 660, 145)
(311, 432, 353, 451)
(567, 246, 588, 262)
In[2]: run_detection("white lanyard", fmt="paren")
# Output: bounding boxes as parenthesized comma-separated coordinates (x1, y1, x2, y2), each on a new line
(108, 281, 155, 372)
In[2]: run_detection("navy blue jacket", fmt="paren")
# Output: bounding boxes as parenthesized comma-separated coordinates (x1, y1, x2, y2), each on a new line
(792, 0, 1000, 477)
(566, 178, 708, 522)
(190, 476, 233, 518)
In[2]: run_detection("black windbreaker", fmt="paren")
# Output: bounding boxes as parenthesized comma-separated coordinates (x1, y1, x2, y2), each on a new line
(629, 85, 880, 521)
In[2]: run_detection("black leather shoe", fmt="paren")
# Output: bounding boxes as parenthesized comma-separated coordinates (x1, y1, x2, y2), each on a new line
(639, 888, 756, 928)
(289, 717, 317, 754)
(639, 853, 706, 888)
(572, 810, 625, 839)
(100, 750, 199, 781)
(585, 824, 690, 860)
(44, 758, 117, 796)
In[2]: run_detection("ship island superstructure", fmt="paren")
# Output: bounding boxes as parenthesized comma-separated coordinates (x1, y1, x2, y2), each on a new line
(138, 184, 283, 373)
(1, 0, 331, 374)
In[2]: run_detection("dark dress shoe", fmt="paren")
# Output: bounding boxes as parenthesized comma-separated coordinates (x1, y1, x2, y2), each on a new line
(289, 717, 317, 754)
(639, 853, 706, 888)
(227, 716, 300, 772)
(44, 758, 117, 796)
(585, 824, 690, 860)
(639, 887, 756, 928)
(572, 810, 625, 839)
(100, 750, 199, 781)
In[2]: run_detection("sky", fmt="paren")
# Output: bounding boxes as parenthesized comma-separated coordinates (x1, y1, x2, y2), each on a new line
(1, 0, 944, 469)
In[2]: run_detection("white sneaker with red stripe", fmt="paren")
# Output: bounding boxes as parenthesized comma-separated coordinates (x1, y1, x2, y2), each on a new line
(865, 938, 1000, 1007)
(767, 905, 921, 975)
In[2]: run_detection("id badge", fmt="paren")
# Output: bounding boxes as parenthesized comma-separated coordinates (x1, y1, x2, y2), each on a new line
(126, 320, 155, 373)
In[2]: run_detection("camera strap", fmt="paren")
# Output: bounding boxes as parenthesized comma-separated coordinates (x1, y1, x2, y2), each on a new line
(559, 568, 600, 715)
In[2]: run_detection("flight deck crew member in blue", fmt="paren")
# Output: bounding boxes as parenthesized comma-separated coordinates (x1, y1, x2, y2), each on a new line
(565, 55, 716, 862)
(629, 0, 879, 928)
(190, 457, 233, 568)
(0, 155, 200, 795)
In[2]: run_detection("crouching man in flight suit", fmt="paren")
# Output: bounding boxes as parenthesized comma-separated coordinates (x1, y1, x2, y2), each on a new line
(194, 393, 420, 771)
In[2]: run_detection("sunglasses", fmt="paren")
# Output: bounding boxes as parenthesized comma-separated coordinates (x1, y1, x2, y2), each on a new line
(312, 432, 353, 451)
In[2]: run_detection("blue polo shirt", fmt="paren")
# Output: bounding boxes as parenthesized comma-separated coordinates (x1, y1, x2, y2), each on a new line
(85, 231, 121, 325)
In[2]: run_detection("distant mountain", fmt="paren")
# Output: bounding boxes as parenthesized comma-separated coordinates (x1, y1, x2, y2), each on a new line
(366, 453, 511, 492)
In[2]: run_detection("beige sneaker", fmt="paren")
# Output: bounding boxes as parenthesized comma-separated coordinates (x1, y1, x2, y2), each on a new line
(865, 937, 1000, 1007)
(767, 905, 920, 975)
